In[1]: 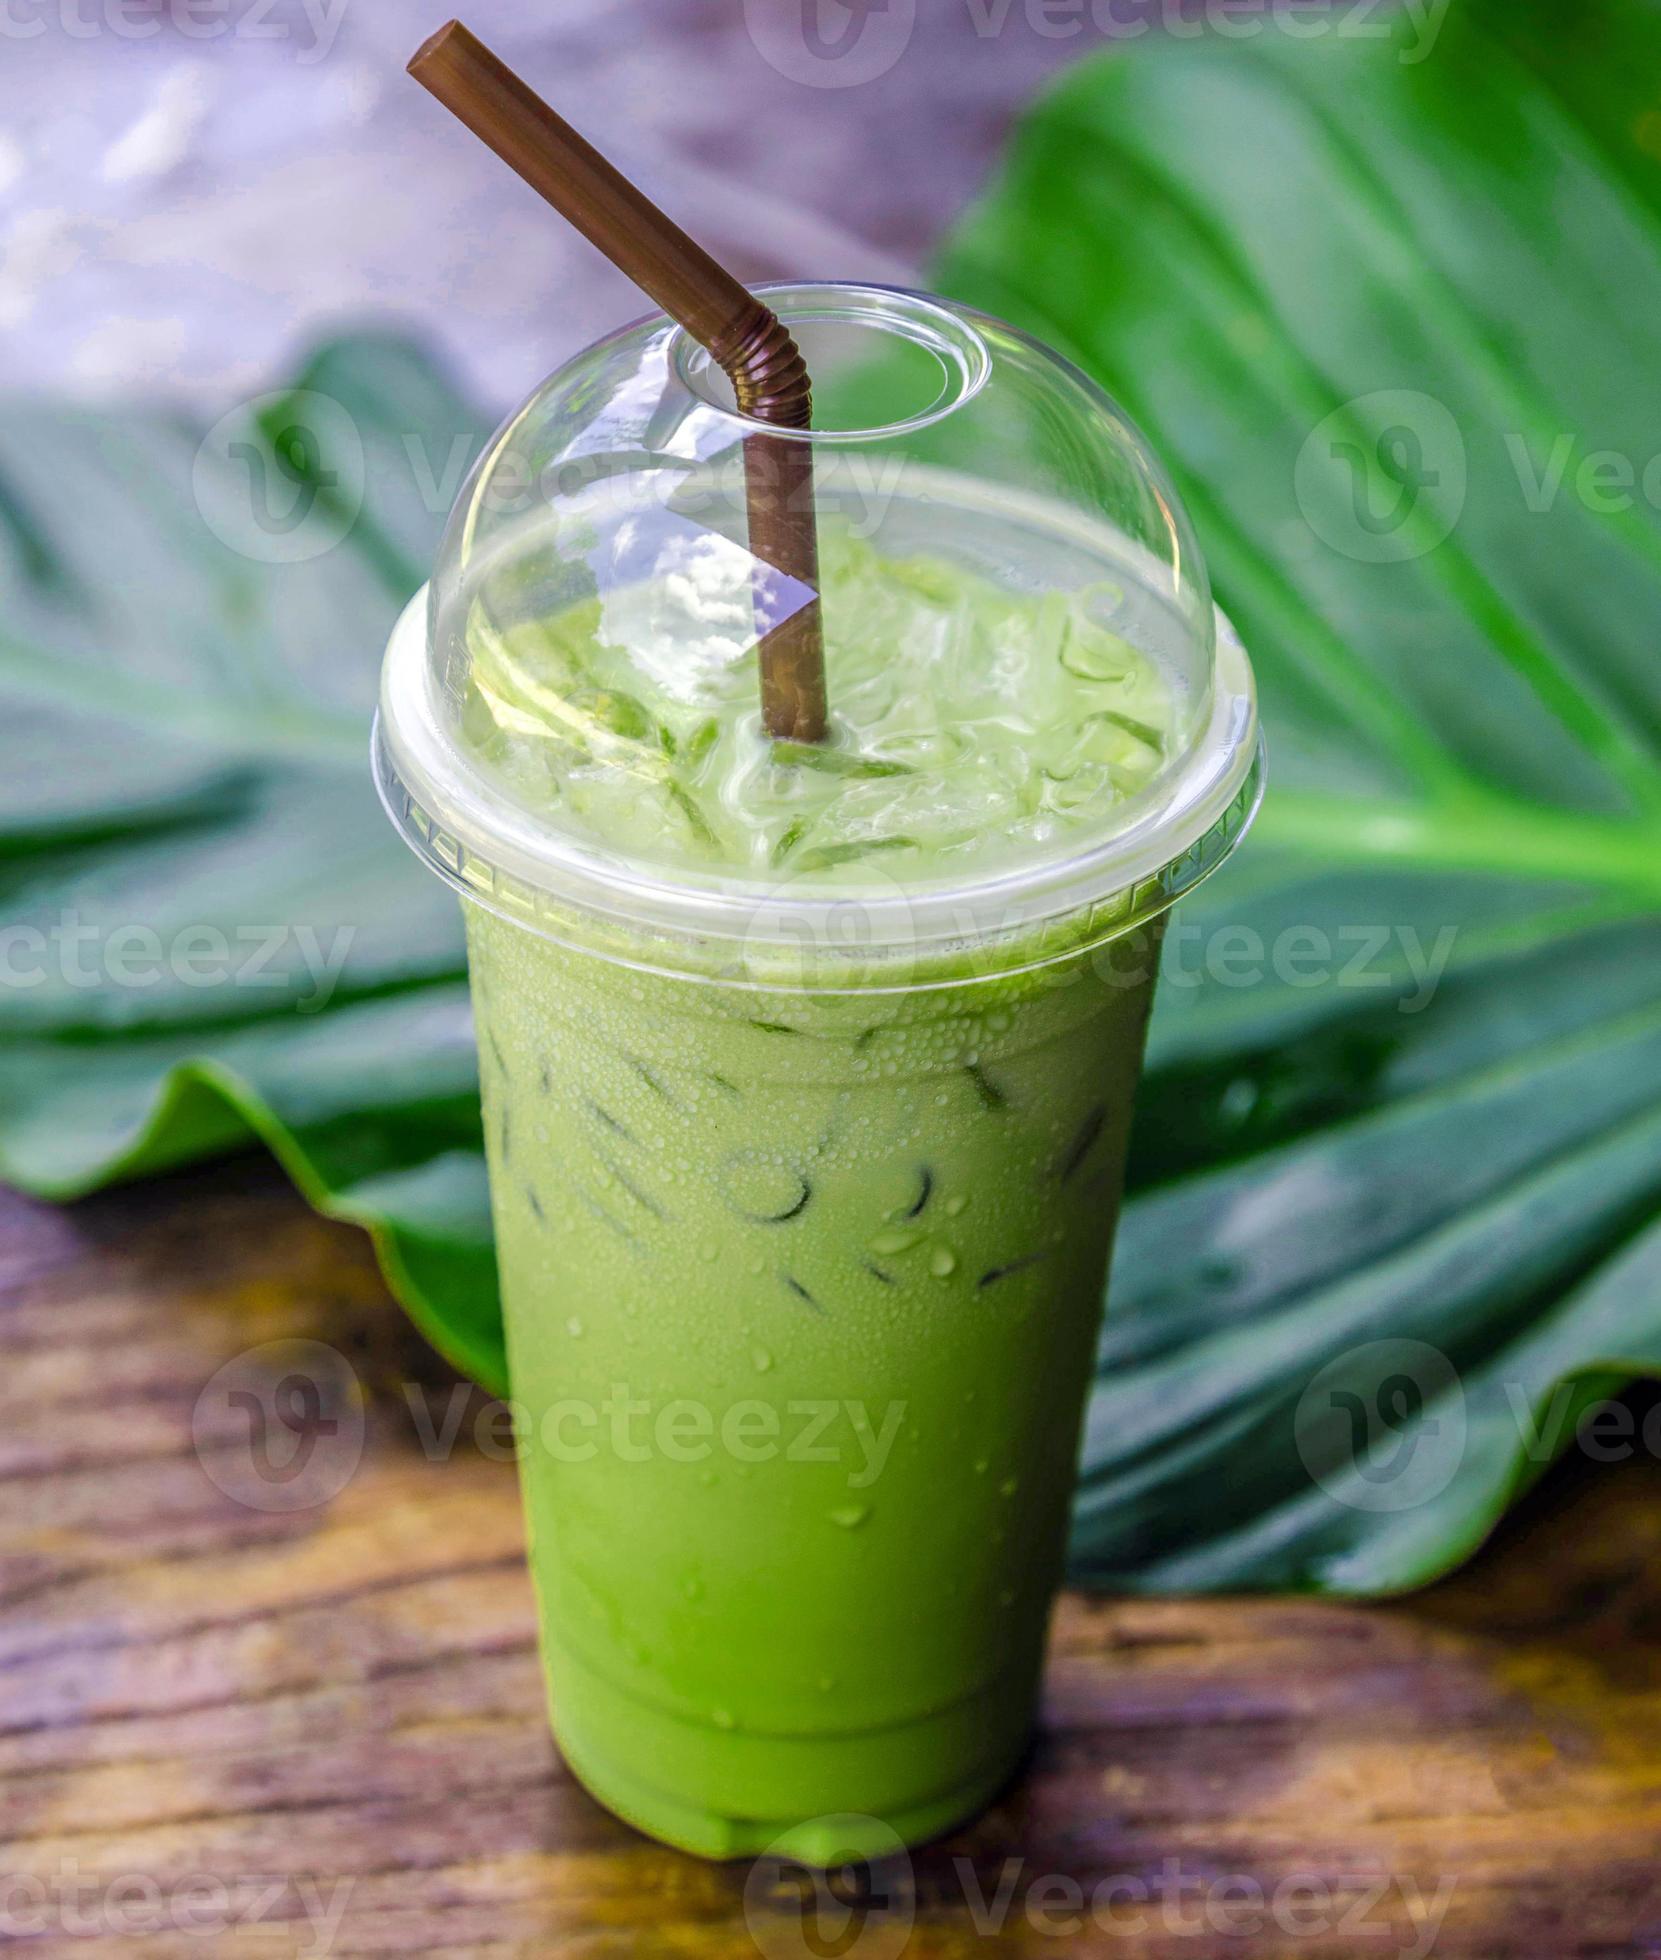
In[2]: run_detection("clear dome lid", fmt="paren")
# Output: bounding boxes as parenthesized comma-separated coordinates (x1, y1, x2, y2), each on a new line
(375, 283, 1260, 987)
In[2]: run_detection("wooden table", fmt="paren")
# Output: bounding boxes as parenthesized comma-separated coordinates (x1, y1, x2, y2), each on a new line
(4, 1160, 1660, 1958)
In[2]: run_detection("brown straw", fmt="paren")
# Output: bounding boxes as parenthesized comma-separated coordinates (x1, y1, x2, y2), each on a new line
(408, 21, 828, 743)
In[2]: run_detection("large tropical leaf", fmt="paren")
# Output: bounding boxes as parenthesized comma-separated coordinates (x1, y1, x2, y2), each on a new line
(0, 339, 505, 1388)
(2, 0, 1658, 1593)
(933, 0, 1661, 1587)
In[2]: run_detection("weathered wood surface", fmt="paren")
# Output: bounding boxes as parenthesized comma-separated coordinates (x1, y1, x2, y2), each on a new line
(4, 1160, 1661, 1958)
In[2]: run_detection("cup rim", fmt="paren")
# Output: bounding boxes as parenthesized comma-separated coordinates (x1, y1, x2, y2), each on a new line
(374, 578, 1260, 991)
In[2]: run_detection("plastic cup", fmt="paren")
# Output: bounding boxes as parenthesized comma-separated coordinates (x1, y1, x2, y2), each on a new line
(375, 284, 1261, 1861)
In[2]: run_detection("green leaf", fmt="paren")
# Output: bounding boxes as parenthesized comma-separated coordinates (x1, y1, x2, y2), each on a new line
(935, 0, 1661, 1591)
(0, 334, 507, 1391)
(4, 0, 1660, 1600)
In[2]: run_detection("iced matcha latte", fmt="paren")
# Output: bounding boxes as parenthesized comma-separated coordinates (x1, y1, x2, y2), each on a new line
(375, 288, 1260, 1861)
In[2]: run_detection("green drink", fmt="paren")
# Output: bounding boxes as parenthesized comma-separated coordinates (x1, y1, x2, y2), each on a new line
(376, 288, 1260, 1860)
